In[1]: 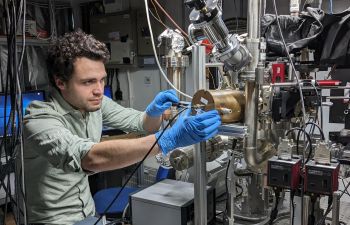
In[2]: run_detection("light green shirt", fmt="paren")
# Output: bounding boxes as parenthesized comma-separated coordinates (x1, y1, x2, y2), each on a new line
(23, 88, 145, 225)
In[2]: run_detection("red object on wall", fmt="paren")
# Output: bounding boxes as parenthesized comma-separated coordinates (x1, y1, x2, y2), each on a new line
(272, 63, 286, 83)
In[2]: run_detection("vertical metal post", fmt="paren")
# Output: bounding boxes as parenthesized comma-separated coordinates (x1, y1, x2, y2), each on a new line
(243, 0, 262, 169)
(192, 45, 206, 91)
(302, 195, 310, 225)
(226, 153, 235, 225)
(192, 45, 207, 225)
(137, 163, 145, 187)
(194, 142, 207, 225)
(331, 191, 341, 225)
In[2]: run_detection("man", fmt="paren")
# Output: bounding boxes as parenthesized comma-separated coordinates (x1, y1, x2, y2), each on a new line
(23, 30, 221, 225)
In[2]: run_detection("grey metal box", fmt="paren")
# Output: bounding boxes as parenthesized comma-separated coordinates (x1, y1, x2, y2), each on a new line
(130, 179, 215, 225)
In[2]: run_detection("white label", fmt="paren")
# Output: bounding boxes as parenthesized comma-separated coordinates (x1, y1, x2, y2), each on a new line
(344, 82, 350, 103)
(200, 97, 208, 105)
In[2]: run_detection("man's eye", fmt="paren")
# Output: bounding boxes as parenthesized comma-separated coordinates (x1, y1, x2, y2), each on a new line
(83, 81, 93, 85)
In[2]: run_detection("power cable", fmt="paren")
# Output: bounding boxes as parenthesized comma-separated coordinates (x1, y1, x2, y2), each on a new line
(272, 0, 309, 215)
(151, 0, 189, 39)
(316, 179, 350, 225)
(144, 0, 192, 99)
(224, 139, 237, 213)
(149, 9, 169, 30)
(269, 188, 281, 225)
(272, 0, 307, 128)
(0, 0, 27, 224)
(286, 127, 313, 163)
(304, 122, 325, 140)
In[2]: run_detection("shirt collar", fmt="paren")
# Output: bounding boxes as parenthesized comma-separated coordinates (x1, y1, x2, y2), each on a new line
(50, 87, 86, 117)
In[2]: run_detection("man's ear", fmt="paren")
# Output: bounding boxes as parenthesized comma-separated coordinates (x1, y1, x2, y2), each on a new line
(54, 75, 66, 91)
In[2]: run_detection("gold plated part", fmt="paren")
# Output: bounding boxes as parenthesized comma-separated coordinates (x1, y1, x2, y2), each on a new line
(191, 89, 245, 123)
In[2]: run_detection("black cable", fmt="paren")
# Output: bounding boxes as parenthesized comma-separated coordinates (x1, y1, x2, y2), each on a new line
(93, 107, 188, 225)
(315, 196, 333, 225)
(304, 122, 325, 140)
(1, 3, 12, 224)
(305, 81, 323, 130)
(271, 10, 309, 221)
(0, 2, 32, 223)
(286, 127, 313, 163)
(224, 139, 237, 212)
(308, 196, 316, 225)
(291, 190, 295, 225)
(269, 188, 281, 225)
(235, 182, 243, 198)
(216, 210, 224, 216)
(271, 0, 308, 126)
(341, 179, 350, 198)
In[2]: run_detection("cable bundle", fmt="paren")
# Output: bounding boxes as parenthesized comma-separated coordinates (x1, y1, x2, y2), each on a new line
(0, 0, 28, 224)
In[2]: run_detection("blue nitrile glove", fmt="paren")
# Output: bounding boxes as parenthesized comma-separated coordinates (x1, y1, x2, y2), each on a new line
(146, 89, 179, 117)
(155, 109, 221, 155)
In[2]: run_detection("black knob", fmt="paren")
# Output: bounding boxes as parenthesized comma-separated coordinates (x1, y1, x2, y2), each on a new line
(184, 0, 206, 10)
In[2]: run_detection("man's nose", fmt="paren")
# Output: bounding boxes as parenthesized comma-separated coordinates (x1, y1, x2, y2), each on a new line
(93, 83, 104, 95)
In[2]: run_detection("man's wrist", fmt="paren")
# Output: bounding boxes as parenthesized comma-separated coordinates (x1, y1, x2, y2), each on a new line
(155, 130, 174, 155)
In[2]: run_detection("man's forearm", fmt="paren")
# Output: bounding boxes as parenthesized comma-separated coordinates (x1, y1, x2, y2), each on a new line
(82, 135, 160, 172)
(142, 113, 162, 133)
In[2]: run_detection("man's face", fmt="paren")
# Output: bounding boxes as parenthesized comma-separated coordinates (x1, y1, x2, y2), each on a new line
(56, 57, 107, 113)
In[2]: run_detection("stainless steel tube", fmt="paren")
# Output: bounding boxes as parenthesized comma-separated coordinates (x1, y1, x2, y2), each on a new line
(194, 142, 207, 225)
(246, 0, 261, 78)
(247, 0, 261, 39)
(332, 191, 341, 225)
(244, 0, 261, 166)
(192, 45, 207, 225)
(244, 0, 262, 76)
(244, 81, 259, 166)
(302, 195, 310, 225)
(243, 0, 273, 169)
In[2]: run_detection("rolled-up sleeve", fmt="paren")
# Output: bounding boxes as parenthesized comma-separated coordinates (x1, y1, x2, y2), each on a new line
(101, 96, 145, 133)
(24, 113, 96, 172)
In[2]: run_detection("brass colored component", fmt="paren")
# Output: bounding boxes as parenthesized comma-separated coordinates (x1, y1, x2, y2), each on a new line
(191, 89, 245, 123)
(169, 136, 226, 171)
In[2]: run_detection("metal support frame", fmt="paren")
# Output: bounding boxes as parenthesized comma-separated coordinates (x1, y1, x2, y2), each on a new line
(332, 191, 341, 225)
(243, 0, 263, 170)
(192, 45, 207, 225)
(302, 195, 310, 225)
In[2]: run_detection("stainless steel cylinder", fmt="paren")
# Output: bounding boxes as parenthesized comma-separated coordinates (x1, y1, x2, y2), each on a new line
(243, 0, 265, 169)
(302, 195, 310, 225)
(332, 191, 341, 225)
(248, 0, 262, 40)
(202, 13, 230, 51)
(162, 55, 189, 101)
(169, 136, 227, 170)
(191, 89, 245, 123)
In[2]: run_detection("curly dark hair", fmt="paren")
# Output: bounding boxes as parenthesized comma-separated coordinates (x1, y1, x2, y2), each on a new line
(47, 29, 110, 88)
